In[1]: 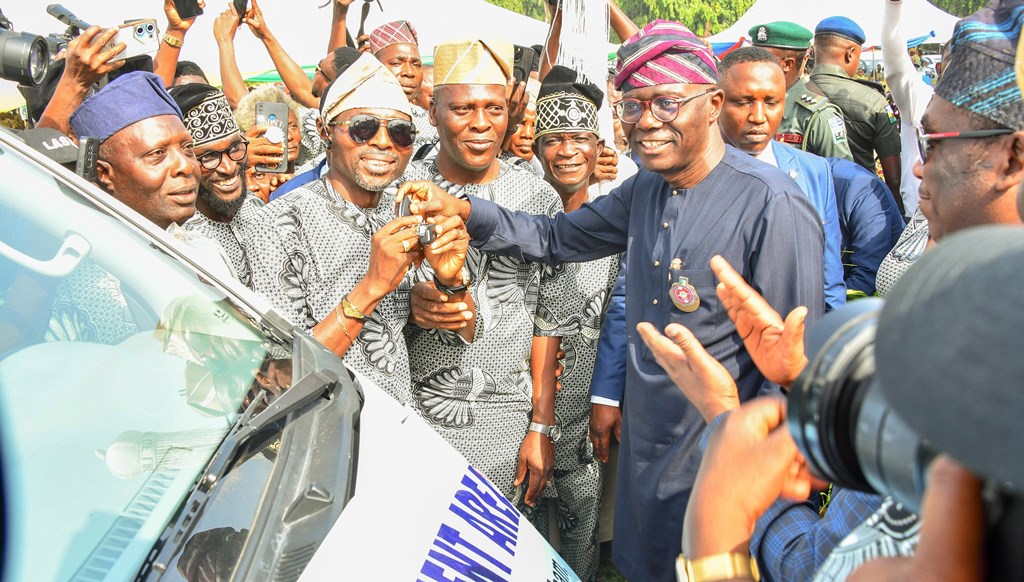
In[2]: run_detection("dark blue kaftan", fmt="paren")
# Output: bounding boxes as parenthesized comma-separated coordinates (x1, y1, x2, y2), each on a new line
(465, 146, 825, 581)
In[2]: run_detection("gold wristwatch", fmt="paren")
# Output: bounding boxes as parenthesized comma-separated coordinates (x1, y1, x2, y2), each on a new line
(676, 552, 760, 582)
(341, 295, 366, 321)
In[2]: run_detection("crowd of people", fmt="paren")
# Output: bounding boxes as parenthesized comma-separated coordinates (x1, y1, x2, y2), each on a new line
(5, 0, 1024, 580)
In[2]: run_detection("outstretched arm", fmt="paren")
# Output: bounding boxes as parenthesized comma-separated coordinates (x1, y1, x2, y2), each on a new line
(213, 8, 246, 109)
(154, 0, 205, 87)
(244, 0, 317, 108)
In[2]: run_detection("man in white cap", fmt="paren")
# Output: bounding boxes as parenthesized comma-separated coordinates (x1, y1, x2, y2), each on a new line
(398, 38, 567, 509)
(247, 53, 472, 404)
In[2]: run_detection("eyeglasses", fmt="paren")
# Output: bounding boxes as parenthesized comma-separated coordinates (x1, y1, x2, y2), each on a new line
(329, 115, 417, 148)
(196, 139, 248, 170)
(614, 88, 715, 125)
(916, 126, 1015, 163)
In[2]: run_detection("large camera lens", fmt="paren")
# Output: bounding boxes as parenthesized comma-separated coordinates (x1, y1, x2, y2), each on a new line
(789, 298, 934, 511)
(0, 30, 49, 86)
(789, 298, 883, 493)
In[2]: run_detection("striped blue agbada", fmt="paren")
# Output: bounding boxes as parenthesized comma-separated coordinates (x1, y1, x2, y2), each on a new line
(935, 0, 1024, 130)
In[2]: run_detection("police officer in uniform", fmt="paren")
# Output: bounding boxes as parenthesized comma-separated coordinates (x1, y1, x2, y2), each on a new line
(809, 16, 904, 215)
(749, 21, 853, 161)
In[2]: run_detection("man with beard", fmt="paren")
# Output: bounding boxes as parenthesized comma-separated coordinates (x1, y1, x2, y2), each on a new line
(170, 84, 264, 289)
(368, 20, 439, 151)
(247, 53, 472, 406)
(397, 38, 565, 509)
(401, 21, 824, 581)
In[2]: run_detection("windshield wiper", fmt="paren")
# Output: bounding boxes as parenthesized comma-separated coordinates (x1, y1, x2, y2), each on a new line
(138, 331, 346, 579)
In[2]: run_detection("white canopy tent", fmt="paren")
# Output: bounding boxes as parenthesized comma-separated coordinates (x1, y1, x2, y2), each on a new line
(708, 0, 958, 48)
(0, 0, 553, 111)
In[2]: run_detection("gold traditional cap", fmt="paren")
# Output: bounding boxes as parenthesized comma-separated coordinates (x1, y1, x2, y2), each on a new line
(321, 52, 412, 124)
(433, 38, 513, 86)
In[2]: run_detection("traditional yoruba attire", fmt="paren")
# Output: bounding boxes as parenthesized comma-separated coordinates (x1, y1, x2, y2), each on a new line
(248, 179, 413, 403)
(184, 196, 264, 289)
(514, 65, 617, 582)
(247, 53, 416, 404)
(461, 22, 825, 581)
(168, 84, 268, 290)
(401, 39, 568, 501)
(400, 157, 564, 498)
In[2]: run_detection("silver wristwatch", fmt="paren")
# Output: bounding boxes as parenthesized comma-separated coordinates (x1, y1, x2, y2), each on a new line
(528, 421, 561, 443)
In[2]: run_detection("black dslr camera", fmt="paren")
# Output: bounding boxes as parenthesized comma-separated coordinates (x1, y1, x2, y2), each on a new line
(787, 226, 1024, 578)
(0, 9, 49, 86)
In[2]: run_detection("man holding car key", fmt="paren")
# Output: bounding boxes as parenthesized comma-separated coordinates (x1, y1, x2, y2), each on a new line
(247, 52, 473, 407)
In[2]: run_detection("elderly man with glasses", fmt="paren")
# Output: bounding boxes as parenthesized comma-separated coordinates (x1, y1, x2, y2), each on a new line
(170, 84, 266, 289)
(401, 20, 826, 581)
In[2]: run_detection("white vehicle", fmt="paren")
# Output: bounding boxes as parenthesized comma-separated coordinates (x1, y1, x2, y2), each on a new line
(0, 129, 577, 581)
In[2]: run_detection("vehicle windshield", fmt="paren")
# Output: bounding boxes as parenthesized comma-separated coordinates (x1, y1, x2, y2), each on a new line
(0, 139, 290, 580)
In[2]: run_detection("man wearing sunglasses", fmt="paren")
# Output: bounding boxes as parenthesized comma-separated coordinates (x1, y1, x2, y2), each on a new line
(246, 53, 471, 408)
(400, 21, 825, 582)
(368, 20, 438, 152)
(171, 84, 265, 289)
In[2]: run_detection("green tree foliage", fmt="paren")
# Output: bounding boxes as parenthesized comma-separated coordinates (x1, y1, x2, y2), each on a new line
(928, 0, 986, 17)
(486, 0, 547, 20)
(616, 0, 755, 36)
(483, 0, 985, 37)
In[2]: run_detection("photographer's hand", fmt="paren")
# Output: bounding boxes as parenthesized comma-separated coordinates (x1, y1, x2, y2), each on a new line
(637, 321, 740, 423)
(37, 27, 125, 136)
(214, 7, 246, 108)
(683, 397, 817, 560)
(848, 456, 984, 582)
(712, 255, 808, 389)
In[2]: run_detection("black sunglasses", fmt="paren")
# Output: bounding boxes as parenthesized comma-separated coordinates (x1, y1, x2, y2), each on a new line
(330, 115, 417, 148)
(916, 126, 1014, 163)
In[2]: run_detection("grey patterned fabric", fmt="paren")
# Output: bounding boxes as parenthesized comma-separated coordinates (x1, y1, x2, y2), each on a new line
(184, 195, 264, 289)
(529, 190, 620, 581)
(813, 497, 919, 581)
(246, 178, 414, 404)
(876, 208, 929, 298)
(297, 107, 328, 169)
(397, 158, 566, 500)
(46, 262, 138, 344)
(411, 104, 438, 151)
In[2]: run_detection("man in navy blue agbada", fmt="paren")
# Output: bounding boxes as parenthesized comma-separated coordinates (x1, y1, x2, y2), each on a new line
(400, 20, 825, 581)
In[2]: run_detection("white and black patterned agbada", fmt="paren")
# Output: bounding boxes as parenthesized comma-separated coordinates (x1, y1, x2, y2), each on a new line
(530, 188, 621, 582)
(397, 158, 567, 499)
(298, 107, 328, 169)
(184, 195, 264, 289)
(411, 104, 438, 151)
(246, 178, 413, 404)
